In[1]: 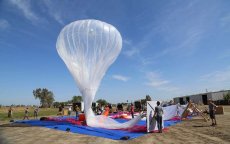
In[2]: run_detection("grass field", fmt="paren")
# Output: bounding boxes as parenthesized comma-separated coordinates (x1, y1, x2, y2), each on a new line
(0, 107, 58, 121)
(1, 106, 230, 144)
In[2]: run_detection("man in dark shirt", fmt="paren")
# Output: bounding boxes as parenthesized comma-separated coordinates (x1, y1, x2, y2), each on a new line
(154, 101, 163, 133)
(208, 99, 218, 126)
(130, 103, 134, 118)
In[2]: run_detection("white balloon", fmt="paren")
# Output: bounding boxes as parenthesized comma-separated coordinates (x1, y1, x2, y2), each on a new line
(56, 19, 141, 129)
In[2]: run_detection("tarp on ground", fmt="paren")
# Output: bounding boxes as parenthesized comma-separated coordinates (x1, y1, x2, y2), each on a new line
(15, 116, 181, 140)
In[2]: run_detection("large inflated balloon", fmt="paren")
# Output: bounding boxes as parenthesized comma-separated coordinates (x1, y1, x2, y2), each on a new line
(56, 19, 141, 129)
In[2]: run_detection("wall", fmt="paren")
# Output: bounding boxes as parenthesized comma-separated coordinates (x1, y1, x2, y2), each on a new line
(211, 91, 228, 101)
(190, 94, 202, 104)
(173, 90, 230, 105)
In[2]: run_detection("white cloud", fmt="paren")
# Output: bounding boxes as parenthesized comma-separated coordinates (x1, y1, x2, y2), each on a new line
(122, 39, 139, 57)
(200, 68, 230, 83)
(42, 0, 65, 25)
(122, 38, 154, 66)
(145, 71, 179, 92)
(218, 49, 230, 59)
(123, 47, 139, 57)
(147, 80, 169, 87)
(145, 72, 169, 87)
(155, 28, 204, 58)
(0, 19, 10, 30)
(183, 68, 230, 94)
(139, 1, 220, 60)
(112, 75, 129, 82)
(157, 86, 180, 92)
(123, 39, 132, 45)
(9, 0, 39, 23)
(220, 13, 230, 27)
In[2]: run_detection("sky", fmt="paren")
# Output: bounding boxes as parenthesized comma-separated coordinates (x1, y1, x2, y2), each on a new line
(0, 0, 230, 105)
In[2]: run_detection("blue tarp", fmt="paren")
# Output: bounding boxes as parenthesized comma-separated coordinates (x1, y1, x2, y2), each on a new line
(15, 117, 181, 140)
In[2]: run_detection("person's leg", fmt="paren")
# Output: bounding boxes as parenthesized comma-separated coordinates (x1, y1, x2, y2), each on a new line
(213, 113, 217, 125)
(132, 112, 134, 118)
(76, 112, 78, 120)
(159, 116, 162, 133)
(210, 111, 214, 125)
(156, 116, 160, 132)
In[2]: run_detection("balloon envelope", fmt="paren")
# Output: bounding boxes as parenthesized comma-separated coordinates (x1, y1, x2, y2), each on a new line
(56, 19, 122, 93)
(56, 19, 141, 129)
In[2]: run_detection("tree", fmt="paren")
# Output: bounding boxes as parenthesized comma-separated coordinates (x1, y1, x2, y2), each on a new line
(146, 95, 152, 101)
(33, 88, 55, 108)
(53, 102, 60, 108)
(223, 92, 230, 101)
(72, 95, 82, 103)
(96, 99, 108, 106)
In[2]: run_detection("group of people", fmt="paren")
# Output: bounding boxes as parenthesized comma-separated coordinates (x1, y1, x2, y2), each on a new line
(95, 104, 111, 115)
(151, 99, 218, 133)
(57, 105, 81, 120)
(6, 99, 218, 133)
(8, 106, 39, 120)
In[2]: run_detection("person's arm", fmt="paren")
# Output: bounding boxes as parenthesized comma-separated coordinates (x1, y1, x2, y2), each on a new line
(212, 102, 218, 108)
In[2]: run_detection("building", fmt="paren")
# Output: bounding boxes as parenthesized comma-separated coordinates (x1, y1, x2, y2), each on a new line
(174, 90, 230, 105)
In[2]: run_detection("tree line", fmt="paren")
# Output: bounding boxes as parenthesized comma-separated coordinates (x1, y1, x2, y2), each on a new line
(33, 88, 153, 108)
(33, 88, 111, 108)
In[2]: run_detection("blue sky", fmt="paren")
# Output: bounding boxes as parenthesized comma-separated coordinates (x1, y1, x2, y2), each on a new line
(1, 0, 230, 105)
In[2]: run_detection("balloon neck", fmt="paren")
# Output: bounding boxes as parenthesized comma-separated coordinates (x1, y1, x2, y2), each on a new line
(81, 88, 97, 94)
(81, 88, 97, 119)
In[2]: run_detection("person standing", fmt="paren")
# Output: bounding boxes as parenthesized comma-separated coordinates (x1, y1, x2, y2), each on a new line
(103, 105, 110, 116)
(208, 99, 218, 126)
(34, 107, 39, 119)
(68, 106, 72, 117)
(154, 101, 163, 133)
(75, 105, 80, 120)
(57, 105, 63, 116)
(96, 104, 102, 115)
(23, 107, 29, 120)
(130, 103, 134, 118)
(8, 106, 13, 118)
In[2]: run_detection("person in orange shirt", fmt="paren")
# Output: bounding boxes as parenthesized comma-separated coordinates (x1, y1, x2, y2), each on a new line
(103, 105, 110, 116)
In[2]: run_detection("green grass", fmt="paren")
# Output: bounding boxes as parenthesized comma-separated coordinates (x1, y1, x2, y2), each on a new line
(0, 107, 58, 121)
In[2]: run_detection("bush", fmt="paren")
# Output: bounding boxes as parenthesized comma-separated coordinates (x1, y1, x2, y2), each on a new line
(223, 92, 230, 101)
(214, 100, 230, 105)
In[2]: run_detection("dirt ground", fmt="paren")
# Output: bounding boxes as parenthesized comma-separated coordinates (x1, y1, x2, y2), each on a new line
(0, 106, 230, 144)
